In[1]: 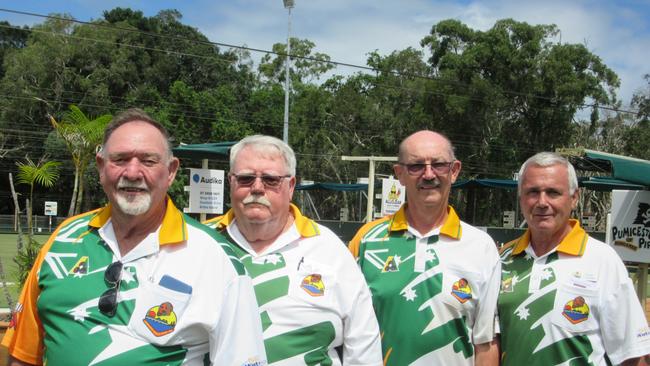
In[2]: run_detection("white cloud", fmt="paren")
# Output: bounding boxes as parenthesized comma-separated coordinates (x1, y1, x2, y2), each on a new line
(3, 0, 648, 105)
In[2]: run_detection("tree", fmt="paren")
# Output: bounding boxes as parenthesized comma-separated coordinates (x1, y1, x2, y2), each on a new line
(420, 19, 619, 177)
(258, 38, 334, 85)
(15, 157, 61, 234)
(0, 21, 29, 79)
(622, 74, 650, 159)
(50, 105, 111, 216)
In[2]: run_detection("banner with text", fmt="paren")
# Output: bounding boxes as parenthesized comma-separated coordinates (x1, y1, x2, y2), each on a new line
(189, 168, 225, 214)
(610, 190, 650, 263)
(381, 178, 405, 216)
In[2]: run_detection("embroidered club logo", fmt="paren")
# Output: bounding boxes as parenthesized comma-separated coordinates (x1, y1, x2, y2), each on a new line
(143, 301, 177, 336)
(501, 276, 513, 293)
(70, 256, 89, 275)
(563, 296, 590, 324)
(301, 274, 325, 296)
(382, 255, 399, 272)
(451, 278, 472, 303)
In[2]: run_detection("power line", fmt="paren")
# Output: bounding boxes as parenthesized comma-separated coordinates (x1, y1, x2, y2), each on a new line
(0, 8, 641, 116)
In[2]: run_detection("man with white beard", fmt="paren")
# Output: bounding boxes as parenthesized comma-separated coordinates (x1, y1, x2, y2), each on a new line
(3, 109, 266, 366)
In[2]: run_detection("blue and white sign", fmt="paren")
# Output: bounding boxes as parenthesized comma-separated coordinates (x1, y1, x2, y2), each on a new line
(189, 168, 225, 214)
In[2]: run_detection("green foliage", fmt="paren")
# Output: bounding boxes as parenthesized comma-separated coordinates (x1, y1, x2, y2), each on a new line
(618, 74, 650, 160)
(0, 9, 640, 226)
(259, 38, 334, 84)
(51, 105, 111, 216)
(16, 158, 61, 189)
(14, 236, 43, 288)
(420, 18, 619, 179)
(15, 157, 62, 234)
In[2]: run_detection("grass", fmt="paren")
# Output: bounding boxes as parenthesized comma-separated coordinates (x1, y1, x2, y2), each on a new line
(0, 234, 50, 309)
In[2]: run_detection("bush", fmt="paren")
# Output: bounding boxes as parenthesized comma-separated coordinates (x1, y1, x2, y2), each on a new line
(14, 236, 43, 288)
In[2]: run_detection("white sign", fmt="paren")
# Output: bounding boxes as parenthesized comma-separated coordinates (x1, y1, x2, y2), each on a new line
(610, 190, 650, 263)
(503, 211, 515, 228)
(340, 207, 349, 222)
(44, 201, 57, 216)
(188, 168, 225, 214)
(581, 214, 597, 231)
(380, 178, 405, 216)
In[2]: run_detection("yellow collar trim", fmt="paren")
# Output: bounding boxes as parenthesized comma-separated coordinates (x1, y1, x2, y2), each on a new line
(89, 196, 187, 246)
(215, 203, 320, 238)
(388, 205, 462, 239)
(512, 219, 587, 256)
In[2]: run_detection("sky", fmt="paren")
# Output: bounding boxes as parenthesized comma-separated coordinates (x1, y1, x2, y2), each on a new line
(1, 0, 649, 109)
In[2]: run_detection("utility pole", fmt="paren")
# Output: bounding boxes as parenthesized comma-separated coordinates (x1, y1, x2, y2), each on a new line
(282, 0, 294, 143)
(341, 156, 398, 222)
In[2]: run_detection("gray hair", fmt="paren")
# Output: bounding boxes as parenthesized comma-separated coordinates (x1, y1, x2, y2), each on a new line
(99, 108, 174, 161)
(229, 135, 296, 176)
(518, 152, 578, 194)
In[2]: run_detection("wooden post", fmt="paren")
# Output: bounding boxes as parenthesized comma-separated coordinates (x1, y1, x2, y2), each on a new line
(200, 158, 208, 222)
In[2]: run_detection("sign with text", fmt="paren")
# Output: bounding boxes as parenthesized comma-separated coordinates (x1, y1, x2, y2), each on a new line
(610, 190, 650, 263)
(188, 168, 225, 214)
(380, 178, 405, 217)
(44, 201, 57, 216)
(581, 214, 597, 231)
(503, 211, 515, 228)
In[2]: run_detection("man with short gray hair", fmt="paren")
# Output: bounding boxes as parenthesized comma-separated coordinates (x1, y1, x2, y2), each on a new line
(498, 151, 650, 365)
(3, 108, 266, 365)
(204, 134, 382, 365)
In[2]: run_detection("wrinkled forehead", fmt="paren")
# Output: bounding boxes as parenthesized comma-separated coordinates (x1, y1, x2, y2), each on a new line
(103, 121, 170, 154)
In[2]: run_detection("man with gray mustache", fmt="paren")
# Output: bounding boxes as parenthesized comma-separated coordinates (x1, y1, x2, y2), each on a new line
(349, 130, 501, 365)
(204, 134, 382, 365)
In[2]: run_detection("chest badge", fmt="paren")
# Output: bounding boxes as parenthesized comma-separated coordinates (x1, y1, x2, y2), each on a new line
(70, 256, 89, 276)
(501, 276, 514, 293)
(143, 301, 177, 336)
(562, 296, 590, 324)
(382, 255, 400, 272)
(451, 278, 473, 303)
(301, 274, 325, 296)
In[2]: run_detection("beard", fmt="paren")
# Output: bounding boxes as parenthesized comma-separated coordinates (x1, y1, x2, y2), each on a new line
(115, 178, 152, 216)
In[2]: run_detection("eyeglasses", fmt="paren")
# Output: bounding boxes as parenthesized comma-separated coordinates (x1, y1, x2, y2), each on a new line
(399, 162, 454, 176)
(98, 261, 123, 317)
(230, 173, 291, 188)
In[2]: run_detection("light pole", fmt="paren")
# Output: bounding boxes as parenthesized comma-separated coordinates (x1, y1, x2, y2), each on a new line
(282, 0, 294, 143)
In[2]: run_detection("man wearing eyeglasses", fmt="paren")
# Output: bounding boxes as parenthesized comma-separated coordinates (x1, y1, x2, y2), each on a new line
(3, 109, 266, 366)
(349, 130, 501, 365)
(203, 135, 382, 365)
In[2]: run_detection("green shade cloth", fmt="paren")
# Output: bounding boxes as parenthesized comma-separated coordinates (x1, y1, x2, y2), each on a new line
(579, 149, 650, 187)
(172, 142, 235, 160)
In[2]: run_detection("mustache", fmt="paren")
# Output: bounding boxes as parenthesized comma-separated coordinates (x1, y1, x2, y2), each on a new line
(117, 178, 148, 190)
(243, 195, 271, 207)
(417, 178, 441, 189)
